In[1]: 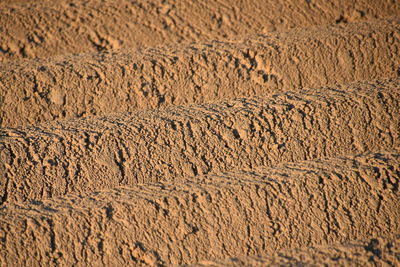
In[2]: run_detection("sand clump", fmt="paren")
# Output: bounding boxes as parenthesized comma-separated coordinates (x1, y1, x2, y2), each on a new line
(0, 0, 400, 266)
(1, 151, 399, 265)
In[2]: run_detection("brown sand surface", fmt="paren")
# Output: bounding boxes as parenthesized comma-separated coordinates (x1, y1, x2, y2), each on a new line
(1, 0, 400, 266)
(1, 19, 400, 127)
(0, 0, 399, 62)
(1, 79, 399, 203)
(1, 151, 399, 266)
(190, 236, 400, 266)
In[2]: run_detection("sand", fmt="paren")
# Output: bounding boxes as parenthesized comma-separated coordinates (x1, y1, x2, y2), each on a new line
(1, 79, 400, 203)
(1, 152, 399, 265)
(190, 237, 400, 266)
(1, 0, 399, 63)
(0, 0, 399, 266)
(2, 19, 400, 127)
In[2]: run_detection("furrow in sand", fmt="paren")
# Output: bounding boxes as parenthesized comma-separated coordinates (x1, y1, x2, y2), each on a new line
(0, 0, 399, 62)
(1, 19, 400, 127)
(0, 151, 399, 265)
(0, 79, 399, 203)
(189, 236, 400, 266)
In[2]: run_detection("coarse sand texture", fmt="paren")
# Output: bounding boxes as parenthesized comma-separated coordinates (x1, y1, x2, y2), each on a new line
(0, 0, 399, 266)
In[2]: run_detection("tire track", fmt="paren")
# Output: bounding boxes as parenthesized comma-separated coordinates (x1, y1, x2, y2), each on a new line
(1, 151, 399, 265)
(1, 19, 400, 127)
(1, 79, 399, 203)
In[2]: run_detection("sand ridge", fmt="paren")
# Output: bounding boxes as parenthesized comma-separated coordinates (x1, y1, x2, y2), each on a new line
(1, 79, 399, 204)
(1, 0, 400, 266)
(1, 151, 399, 265)
(1, 0, 399, 62)
(1, 19, 400, 127)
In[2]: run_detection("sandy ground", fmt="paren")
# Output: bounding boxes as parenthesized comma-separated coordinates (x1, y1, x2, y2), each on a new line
(2, 152, 399, 265)
(190, 237, 400, 266)
(2, 79, 400, 203)
(0, 0, 399, 266)
(2, 19, 400, 127)
(1, 0, 399, 62)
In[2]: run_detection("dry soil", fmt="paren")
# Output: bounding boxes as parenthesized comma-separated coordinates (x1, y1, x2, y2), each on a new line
(190, 236, 400, 266)
(1, 151, 399, 265)
(1, 19, 400, 127)
(0, 0, 399, 266)
(1, 0, 399, 62)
